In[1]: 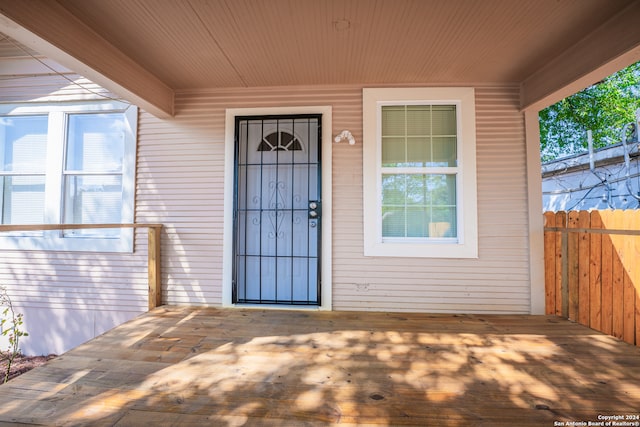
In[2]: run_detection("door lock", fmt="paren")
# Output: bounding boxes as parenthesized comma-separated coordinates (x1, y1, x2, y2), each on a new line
(308, 200, 320, 219)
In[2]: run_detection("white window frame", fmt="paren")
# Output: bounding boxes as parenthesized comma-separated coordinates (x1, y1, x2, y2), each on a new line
(363, 87, 478, 258)
(0, 101, 137, 252)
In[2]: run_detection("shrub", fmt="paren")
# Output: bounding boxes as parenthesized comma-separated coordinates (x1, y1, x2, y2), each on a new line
(0, 286, 28, 384)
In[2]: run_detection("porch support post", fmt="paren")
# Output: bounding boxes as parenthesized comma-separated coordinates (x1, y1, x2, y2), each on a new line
(524, 109, 546, 314)
(148, 226, 162, 310)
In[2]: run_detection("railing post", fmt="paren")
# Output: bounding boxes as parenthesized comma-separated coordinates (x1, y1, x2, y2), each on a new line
(148, 226, 162, 310)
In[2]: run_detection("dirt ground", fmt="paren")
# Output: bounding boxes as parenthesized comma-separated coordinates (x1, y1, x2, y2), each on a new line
(0, 354, 57, 383)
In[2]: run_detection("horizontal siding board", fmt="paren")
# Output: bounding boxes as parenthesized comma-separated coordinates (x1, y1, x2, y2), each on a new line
(333, 269, 530, 279)
(334, 294, 531, 305)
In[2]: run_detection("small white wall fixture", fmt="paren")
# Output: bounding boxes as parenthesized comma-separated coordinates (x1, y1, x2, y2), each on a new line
(334, 129, 356, 145)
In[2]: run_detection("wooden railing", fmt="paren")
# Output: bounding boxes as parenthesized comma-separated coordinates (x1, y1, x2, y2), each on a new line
(0, 223, 163, 310)
(544, 210, 640, 346)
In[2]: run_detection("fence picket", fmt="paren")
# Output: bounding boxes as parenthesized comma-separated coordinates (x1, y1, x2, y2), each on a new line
(567, 211, 580, 321)
(555, 211, 566, 316)
(600, 212, 614, 336)
(578, 211, 591, 325)
(544, 212, 556, 315)
(622, 211, 636, 345)
(633, 211, 640, 347)
(589, 211, 602, 331)
(610, 211, 626, 340)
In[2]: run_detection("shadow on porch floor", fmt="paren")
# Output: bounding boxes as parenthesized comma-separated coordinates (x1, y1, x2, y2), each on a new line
(0, 306, 638, 426)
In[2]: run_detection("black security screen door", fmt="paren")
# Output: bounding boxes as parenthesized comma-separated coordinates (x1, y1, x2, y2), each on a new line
(233, 115, 321, 305)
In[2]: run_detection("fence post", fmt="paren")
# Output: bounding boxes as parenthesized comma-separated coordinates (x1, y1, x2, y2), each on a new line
(148, 226, 162, 310)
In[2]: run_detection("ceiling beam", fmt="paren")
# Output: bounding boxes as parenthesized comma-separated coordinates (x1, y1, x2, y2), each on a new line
(520, 1, 640, 112)
(0, 0, 174, 118)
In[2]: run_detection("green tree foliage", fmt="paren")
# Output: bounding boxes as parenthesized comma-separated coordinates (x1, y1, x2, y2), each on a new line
(539, 61, 640, 162)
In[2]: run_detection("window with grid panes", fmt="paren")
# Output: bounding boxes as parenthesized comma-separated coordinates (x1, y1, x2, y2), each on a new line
(363, 88, 478, 258)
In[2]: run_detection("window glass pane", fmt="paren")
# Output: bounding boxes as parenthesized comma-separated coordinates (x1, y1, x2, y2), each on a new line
(404, 174, 428, 205)
(406, 105, 431, 135)
(407, 206, 429, 237)
(382, 174, 406, 205)
(431, 174, 457, 206)
(1, 176, 45, 225)
(432, 136, 457, 167)
(381, 106, 405, 136)
(406, 137, 431, 167)
(382, 206, 405, 237)
(1, 116, 48, 173)
(381, 137, 405, 166)
(431, 207, 457, 237)
(382, 173, 457, 238)
(66, 113, 125, 172)
(63, 175, 122, 237)
(432, 105, 456, 135)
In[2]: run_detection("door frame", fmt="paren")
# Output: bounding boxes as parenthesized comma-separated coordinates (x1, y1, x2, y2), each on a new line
(223, 106, 332, 310)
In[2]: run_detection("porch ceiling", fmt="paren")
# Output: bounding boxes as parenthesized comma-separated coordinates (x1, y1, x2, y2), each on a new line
(1, 0, 640, 117)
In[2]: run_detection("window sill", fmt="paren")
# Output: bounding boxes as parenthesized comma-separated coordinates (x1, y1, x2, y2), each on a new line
(364, 240, 478, 259)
